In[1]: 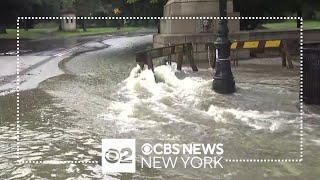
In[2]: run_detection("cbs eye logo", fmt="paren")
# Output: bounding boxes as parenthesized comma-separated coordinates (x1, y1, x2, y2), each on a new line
(102, 139, 136, 173)
(105, 148, 133, 164)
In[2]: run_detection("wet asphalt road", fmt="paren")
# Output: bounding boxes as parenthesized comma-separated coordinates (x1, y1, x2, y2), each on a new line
(0, 33, 320, 180)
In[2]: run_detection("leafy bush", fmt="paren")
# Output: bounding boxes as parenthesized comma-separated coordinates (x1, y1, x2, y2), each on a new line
(33, 22, 59, 29)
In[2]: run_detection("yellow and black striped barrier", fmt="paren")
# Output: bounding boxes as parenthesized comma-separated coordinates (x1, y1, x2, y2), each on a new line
(230, 40, 292, 68)
(231, 40, 282, 49)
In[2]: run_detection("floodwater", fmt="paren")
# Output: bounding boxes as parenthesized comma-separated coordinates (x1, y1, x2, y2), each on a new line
(0, 34, 320, 180)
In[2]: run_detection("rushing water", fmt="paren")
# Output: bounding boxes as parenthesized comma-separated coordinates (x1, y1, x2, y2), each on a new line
(0, 35, 320, 179)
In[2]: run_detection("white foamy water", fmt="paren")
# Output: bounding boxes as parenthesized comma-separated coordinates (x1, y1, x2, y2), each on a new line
(99, 64, 301, 136)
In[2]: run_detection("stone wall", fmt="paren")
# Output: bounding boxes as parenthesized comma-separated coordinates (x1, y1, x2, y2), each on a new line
(160, 0, 239, 34)
(155, 0, 241, 63)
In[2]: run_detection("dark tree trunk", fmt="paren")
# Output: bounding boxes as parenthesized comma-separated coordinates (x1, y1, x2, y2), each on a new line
(297, 10, 302, 28)
(0, 25, 7, 34)
(116, 18, 121, 30)
(24, 20, 28, 31)
(24, 20, 33, 31)
(59, 20, 62, 31)
(82, 20, 87, 31)
(156, 19, 160, 33)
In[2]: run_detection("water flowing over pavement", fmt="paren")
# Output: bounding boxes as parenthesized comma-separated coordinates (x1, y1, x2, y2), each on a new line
(0, 34, 320, 179)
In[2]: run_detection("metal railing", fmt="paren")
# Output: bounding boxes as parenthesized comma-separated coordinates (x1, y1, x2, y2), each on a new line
(136, 42, 198, 71)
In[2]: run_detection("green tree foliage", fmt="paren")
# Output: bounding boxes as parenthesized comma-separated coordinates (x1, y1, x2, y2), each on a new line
(0, 0, 319, 32)
(124, 0, 166, 17)
(234, 0, 320, 30)
(126, 0, 165, 4)
(60, 0, 75, 11)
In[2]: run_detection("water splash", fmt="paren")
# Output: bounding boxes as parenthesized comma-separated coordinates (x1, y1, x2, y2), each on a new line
(99, 64, 299, 134)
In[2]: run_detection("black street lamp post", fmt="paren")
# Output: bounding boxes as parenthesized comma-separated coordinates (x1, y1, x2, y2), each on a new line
(212, 0, 235, 94)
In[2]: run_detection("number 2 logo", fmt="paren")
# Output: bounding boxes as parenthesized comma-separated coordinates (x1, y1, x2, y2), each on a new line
(105, 148, 133, 163)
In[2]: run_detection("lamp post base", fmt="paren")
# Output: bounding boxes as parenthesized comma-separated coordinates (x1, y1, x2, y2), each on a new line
(212, 78, 235, 94)
(212, 61, 235, 94)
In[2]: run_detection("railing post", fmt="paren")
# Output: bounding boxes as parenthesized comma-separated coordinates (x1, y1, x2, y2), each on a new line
(136, 53, 146, 70)
(281, 42, 287, 67)
(186, 43, 198, 71)
(281, 41, 293, 69)
(146, 54, 154, 71)
(177, 53, 183, 71)
(208, 43, 215, 68)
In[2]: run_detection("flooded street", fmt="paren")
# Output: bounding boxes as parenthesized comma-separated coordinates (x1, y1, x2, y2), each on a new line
(0, 34, 320, 180)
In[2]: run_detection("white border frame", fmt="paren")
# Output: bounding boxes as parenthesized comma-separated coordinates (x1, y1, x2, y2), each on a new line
(16, 16, 303, 164)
